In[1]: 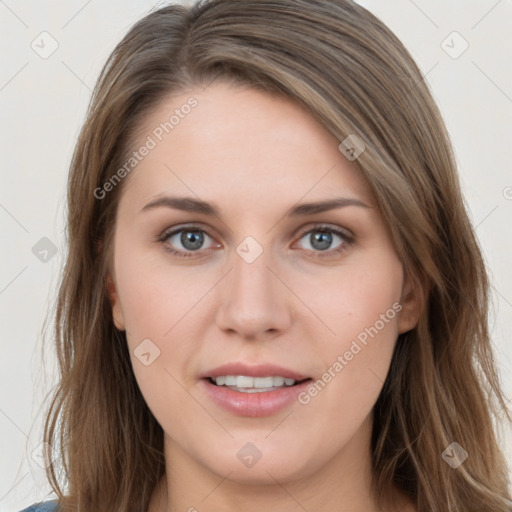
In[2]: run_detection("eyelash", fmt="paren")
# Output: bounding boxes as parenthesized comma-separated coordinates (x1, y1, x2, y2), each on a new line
(158, 224, 355, 260)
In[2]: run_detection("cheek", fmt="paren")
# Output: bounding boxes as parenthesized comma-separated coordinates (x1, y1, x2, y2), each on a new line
(305, 254, 402, 344)
(297, 257, 402, 426)
(114, 258, 198, 434)
(112, 240, 211, 407)
(114, 242, 203, 341)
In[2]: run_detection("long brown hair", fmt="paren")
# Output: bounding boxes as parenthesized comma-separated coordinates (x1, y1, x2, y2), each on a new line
(42, 1, 511, 511)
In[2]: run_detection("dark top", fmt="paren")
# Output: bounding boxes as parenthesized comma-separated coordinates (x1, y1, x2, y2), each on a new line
(18, 499, 59, 512)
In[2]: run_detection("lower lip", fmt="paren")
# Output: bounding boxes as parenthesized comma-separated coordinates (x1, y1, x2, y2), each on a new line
(200, 378, 313, 417)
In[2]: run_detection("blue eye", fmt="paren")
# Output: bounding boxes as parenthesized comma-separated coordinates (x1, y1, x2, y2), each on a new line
(301, 227, 348, 253)
(159, 224, 354, 259)
(295, 226, 353, 257)
(159, 227, 217, 258)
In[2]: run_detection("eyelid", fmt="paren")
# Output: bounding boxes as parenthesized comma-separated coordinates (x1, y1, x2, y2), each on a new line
(293, 223, 354, 243)
(158, 222, 355, 258)
(158, 223, 220, 249)
(292, 224, 354, 257)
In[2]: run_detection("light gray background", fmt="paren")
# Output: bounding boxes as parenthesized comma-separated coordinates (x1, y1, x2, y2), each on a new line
(1, 1, 511, 510)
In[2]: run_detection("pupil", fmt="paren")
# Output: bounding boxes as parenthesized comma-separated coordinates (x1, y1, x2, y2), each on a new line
(312, 231, 331, 251)
(179, 230, 332, 252)
(181, 231, 203, 250)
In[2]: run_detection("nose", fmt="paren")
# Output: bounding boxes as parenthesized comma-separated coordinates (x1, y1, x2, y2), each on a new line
(215, 241, 291, 340)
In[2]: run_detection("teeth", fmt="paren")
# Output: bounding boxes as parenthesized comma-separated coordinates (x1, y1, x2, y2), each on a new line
(215, 376, 226, 386)
(237, 375, 254, 388)
(211, 375, 298, 390)
(224, 376, 236, 386)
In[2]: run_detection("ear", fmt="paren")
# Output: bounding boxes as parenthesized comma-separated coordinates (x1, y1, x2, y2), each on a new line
(397, 272, 425, 334)
(106, 272, 126, 331)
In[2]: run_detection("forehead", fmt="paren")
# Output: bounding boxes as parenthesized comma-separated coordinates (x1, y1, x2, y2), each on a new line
(118, 82, 374, 216)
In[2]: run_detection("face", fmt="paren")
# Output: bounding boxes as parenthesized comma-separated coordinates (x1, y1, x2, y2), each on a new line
(107, 82, 421, 485)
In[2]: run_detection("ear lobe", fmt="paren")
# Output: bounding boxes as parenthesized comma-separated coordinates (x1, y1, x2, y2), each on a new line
(397, 272, 425, 334)
(106, 272, 125, 331)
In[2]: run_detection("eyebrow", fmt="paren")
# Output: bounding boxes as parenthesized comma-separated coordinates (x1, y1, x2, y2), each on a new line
(140, 195, 370, 217)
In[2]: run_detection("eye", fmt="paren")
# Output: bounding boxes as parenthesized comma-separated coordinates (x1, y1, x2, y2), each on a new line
(159, 226, 219, 258)
(158, 223, 354, 259)
(294, 225, 354, 258)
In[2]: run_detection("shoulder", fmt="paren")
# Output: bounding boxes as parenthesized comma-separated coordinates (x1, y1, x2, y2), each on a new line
(18, 499, 60, 512)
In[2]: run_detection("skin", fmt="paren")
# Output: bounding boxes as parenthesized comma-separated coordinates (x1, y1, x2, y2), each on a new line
(107, 82, 422, 512)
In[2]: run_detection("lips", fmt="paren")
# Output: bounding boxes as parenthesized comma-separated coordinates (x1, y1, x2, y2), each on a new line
(199, 362, 313, 417)
(201, 362, 310, 381)
(200, 378, 312, 417)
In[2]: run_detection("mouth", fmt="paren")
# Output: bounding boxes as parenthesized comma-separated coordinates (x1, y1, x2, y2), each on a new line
(200, 370, 314, 417)
(205, 375, 312, 393)
(199, 362, 313, 416)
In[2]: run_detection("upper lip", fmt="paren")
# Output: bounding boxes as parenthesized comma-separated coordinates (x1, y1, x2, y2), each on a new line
(202, 362, 310, 381)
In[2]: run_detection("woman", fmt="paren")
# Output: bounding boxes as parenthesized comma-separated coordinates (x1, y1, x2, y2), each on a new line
(21, 0, 511, 511)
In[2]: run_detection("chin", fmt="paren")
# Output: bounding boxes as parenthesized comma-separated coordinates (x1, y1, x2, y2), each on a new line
(196, 440, 326, 485)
